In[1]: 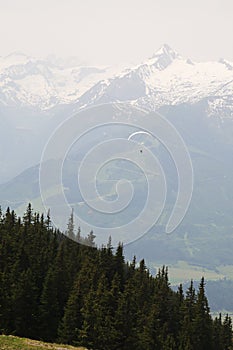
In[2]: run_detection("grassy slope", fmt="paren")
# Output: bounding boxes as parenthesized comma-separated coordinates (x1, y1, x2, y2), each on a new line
(0, 335, 87, 350)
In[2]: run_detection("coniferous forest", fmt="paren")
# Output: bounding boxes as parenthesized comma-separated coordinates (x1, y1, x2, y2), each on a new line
(0, 205, 232, 350)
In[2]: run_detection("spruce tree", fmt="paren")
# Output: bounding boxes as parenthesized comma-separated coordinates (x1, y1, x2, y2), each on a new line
(66, 208, 75, 241)
(193, 277, 213, 350)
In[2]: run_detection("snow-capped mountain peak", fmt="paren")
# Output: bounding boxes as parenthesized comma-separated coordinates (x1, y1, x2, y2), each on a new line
(218, 58, 233, 71)
(151, 44, 180, 60)
(0, 53, 123, 110)
(1, 45, 233, 117)
(0, 52, 33, 70)
(147, 44, 181, 70)
(73, 45, 233, 118)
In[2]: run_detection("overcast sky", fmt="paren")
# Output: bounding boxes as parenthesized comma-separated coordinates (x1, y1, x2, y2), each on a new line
(0, 0, 233, 65)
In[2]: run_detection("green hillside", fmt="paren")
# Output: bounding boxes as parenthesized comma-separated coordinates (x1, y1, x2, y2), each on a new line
(0, 205, 232, 349)
(0, 335, 86, 350)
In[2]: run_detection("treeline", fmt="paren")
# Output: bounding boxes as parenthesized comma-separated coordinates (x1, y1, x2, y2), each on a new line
(0, 205, 232, 350)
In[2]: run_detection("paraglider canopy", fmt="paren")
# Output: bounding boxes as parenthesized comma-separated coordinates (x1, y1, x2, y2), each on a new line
(128, 130, 152, 141)
(128, 130, 159, 150)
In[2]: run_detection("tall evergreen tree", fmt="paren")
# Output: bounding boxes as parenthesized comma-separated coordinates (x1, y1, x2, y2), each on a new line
(66, 208, 75, 241)
(193, 277, 213, 350)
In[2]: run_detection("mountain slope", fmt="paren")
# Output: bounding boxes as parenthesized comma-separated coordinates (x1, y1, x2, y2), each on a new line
(0, 335, 86, 350)
(1, 45, 233, 116)
(1, 101, 233, 270)
(0, 53, 122, 109)
(75, 44, 233, 117)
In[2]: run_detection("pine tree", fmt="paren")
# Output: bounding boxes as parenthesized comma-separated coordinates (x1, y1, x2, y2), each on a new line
(193, 277, 213, 350)
(222, 314, 233, 349)
(45, 209, 52, 229)
(59, 252, 98, 345)
(78, 286, 96, 349)
(76, 226, 81, 243)
(66, 208, 75, 241)
(39, 266, 60, 341)
(178, 280, 196, 349)
(114, 243, 125, 289)
(141, 302, 162, 350)
(58, 274, 84, 344)
(91, 274, 118, 350)
(23, 203, 32, 225)
(12, 269, 38, 338)
(85, 230, 96, 247)
(213, 314, 225, 350)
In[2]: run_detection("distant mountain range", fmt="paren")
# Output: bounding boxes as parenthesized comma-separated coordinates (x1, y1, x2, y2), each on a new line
(1, 44, 233, 183)
(0, 44, 233, 117)
(0, 51, 123, 110)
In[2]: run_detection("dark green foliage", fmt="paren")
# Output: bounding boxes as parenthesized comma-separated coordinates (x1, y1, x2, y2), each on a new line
(0, 206, 232, 349)
(192, 277, 213, 350)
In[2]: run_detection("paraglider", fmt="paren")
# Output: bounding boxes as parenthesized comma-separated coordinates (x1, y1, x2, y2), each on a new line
(128, 130, 152, 141)
(127, 130, 159, 150)
(127, 130, 160, 177)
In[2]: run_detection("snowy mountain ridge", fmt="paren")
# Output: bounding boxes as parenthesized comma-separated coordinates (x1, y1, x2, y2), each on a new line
(1, 45, 233, 115)
(0, 53, 123, 110)
(75, 44, 233, 117)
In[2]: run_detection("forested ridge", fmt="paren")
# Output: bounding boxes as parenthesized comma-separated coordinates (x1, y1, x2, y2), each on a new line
(0, 205, 232, 350)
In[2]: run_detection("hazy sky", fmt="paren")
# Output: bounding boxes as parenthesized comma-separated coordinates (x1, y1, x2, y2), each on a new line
(0, 0, 233, 65)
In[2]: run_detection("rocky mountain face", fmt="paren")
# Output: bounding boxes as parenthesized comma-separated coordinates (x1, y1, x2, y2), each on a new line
(1, 45, 233, 118)
(0, 52, 121, 109)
